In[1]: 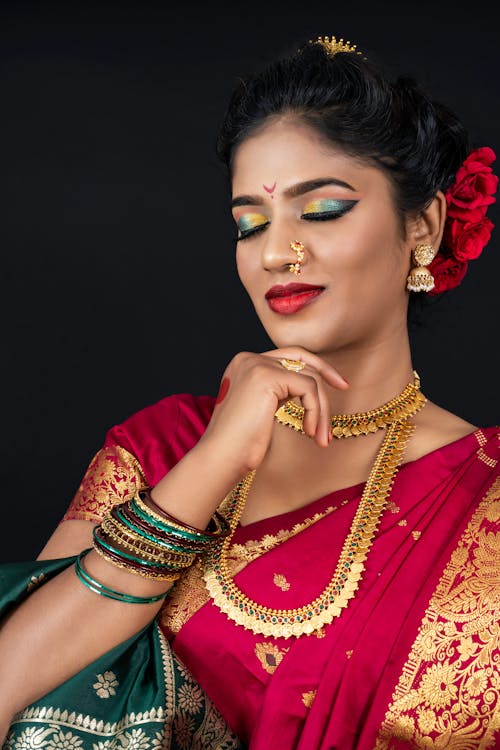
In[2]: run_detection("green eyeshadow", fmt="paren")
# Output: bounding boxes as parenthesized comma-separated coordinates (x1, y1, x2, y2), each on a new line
(237, 213, 269, 232)
(303, 199, 352, 214)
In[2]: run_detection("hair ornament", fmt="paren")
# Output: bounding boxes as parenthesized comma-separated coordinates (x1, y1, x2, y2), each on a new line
(310, 36, 366, 60)
(427, 146, 498, 295)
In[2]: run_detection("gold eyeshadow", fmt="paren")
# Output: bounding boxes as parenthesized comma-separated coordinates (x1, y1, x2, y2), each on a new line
(237, 213, 269, 234)
(302, 198, 354, 214)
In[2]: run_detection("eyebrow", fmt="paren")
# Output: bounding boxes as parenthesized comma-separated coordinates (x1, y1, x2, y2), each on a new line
(231, 177, 357, 209)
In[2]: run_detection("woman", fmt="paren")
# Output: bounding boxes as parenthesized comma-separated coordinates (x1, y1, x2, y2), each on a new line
(1, 35, 498, 750)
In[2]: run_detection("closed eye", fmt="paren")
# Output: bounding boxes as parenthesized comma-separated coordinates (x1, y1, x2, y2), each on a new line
(236, 213, 270, 241)
(301, 198, 358, 221)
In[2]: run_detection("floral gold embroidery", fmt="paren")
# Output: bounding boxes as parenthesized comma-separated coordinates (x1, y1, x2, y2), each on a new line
(375, 476, 500, 748)
(387, 501, 400, 514)
(273, 573, 291, 591)
(301, 690, 317, 708)
(159, 560, 210, 636)
(177, 683, 204, 715)
(229, 505, 339, 566)
(92, 671, 119, 699)
(397, 519, 408, 527)
(254, 643, 289, 675)
(412, 530, 422, 540)
(62, 446, 147, 524)
(346, 649, 353, 659)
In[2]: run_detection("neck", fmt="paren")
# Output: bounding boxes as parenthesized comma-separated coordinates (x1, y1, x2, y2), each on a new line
(305, 330, 415, 414)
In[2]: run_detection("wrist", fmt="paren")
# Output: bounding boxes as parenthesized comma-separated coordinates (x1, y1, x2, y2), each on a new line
(149, 437, 246, 530)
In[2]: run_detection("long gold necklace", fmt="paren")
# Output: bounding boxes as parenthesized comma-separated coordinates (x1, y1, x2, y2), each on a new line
(274, 370, 425, 438)
(203, 415, 418, 639)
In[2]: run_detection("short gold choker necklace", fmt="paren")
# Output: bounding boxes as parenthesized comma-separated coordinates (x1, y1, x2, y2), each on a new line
(274, 370, 426, 438)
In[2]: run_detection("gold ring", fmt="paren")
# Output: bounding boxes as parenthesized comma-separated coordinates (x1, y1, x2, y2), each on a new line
(279, 358, 306, 372)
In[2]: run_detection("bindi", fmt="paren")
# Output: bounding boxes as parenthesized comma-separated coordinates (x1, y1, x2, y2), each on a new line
(215, 376, 230, 405)
(263, 181, 277, 199)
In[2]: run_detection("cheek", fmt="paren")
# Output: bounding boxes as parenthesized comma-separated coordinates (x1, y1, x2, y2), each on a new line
(236, 246, 256, 291)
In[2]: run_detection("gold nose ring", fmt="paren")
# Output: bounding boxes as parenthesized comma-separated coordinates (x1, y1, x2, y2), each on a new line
(289, 241, 306, 275)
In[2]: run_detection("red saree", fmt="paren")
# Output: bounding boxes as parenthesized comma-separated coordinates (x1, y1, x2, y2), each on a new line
(62, 392, 500, 749)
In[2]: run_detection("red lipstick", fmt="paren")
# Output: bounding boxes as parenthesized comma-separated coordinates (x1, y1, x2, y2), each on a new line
(265, 283, 325, 315)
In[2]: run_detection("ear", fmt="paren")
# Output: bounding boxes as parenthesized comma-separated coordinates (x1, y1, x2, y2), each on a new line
(406, 190, 447, 251)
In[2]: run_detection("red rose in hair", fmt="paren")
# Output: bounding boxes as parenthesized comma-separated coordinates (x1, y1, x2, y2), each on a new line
(445, 146, 498, 221)
(443, 215, 494, 261)
(427, 254, 468, 296)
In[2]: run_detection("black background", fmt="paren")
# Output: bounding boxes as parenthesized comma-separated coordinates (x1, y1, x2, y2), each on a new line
(2, 1, 499, 561)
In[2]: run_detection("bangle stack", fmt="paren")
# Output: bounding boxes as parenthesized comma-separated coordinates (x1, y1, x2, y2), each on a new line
(74, 488, 230, 604)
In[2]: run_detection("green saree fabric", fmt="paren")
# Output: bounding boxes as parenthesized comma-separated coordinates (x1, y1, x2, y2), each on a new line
(0, 557, 243, 750)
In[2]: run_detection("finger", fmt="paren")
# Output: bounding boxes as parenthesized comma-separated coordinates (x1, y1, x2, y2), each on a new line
(289, 373, 321, 439)
(262, 347, 349, 389)
(314, 375, 332, 447)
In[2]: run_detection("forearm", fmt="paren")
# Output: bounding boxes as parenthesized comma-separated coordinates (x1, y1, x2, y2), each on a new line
(0, 438, 242, 722)
(0, 552, 168, 720)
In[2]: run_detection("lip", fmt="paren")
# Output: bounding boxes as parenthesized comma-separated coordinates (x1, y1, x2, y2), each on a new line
(265, 285, 325, 315)
(265, 283, 325, 299)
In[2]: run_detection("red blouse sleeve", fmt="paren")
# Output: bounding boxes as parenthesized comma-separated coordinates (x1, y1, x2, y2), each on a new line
(61, 392, 216, 524)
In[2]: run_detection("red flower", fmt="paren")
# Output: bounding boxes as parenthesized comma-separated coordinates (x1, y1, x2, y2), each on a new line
(428, 254, 468, 295)
(443, 216, 495, 261)
(445, 146, 498, 221)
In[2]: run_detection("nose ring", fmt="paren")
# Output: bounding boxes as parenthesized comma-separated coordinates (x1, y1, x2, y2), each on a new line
(289, 240, 306, 275)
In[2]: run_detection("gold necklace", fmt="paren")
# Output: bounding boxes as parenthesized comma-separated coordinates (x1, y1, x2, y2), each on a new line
(274, 370, 425, 438)
(203, 418, 416, 639)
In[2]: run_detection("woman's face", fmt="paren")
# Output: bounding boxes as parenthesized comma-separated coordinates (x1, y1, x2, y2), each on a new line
(231, 117, 414, 356)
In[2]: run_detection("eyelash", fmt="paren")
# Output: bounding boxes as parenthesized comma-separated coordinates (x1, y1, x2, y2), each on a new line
(236, 205, 356, 241)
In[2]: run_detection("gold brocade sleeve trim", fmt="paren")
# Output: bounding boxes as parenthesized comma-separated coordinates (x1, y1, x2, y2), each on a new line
(61, 445, 148, 524)
(159, 503, 340, 636)
(375, 474, 500, 749)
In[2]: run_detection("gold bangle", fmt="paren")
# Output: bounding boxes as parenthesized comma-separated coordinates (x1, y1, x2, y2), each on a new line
(100, 518, 196, 567)
(93, 543, 184, 582)
(103, 511, 201, 561)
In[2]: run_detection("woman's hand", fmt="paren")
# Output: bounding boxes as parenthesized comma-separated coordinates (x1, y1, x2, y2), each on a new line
(199, 347, 349, 477)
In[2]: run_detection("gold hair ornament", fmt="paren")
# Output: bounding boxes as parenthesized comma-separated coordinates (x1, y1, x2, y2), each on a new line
(310, 36, 366, 60)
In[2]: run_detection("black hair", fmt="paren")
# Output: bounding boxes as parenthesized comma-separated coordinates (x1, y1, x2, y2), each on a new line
(216, 40, 471, 326)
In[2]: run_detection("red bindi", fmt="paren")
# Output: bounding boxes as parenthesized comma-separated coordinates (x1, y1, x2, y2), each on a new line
(263, 181, 277, 199)
(215, 376, 230, 404)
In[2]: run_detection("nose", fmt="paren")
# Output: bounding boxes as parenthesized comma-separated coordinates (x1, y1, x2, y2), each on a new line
(260, 223, 296, 273)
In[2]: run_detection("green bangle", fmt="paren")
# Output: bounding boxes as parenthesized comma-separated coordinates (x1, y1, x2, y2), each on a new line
(119, 504, 207, 554)
(92, 528, 192, 570)
(131, 497, 216, 543)
(74, 549, 172, 604)
(114, 506, 201, 555)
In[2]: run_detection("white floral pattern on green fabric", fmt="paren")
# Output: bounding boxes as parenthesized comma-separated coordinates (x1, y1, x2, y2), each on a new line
(92, 672, 119, 700)
(45, 731, 84, 750)
(8, 727, 54, 750)
(115, 729, 150, 750)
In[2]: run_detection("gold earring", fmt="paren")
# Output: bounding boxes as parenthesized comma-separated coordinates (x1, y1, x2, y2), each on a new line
(406, 243, 436, 292)
(289, 241, 306, 275)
